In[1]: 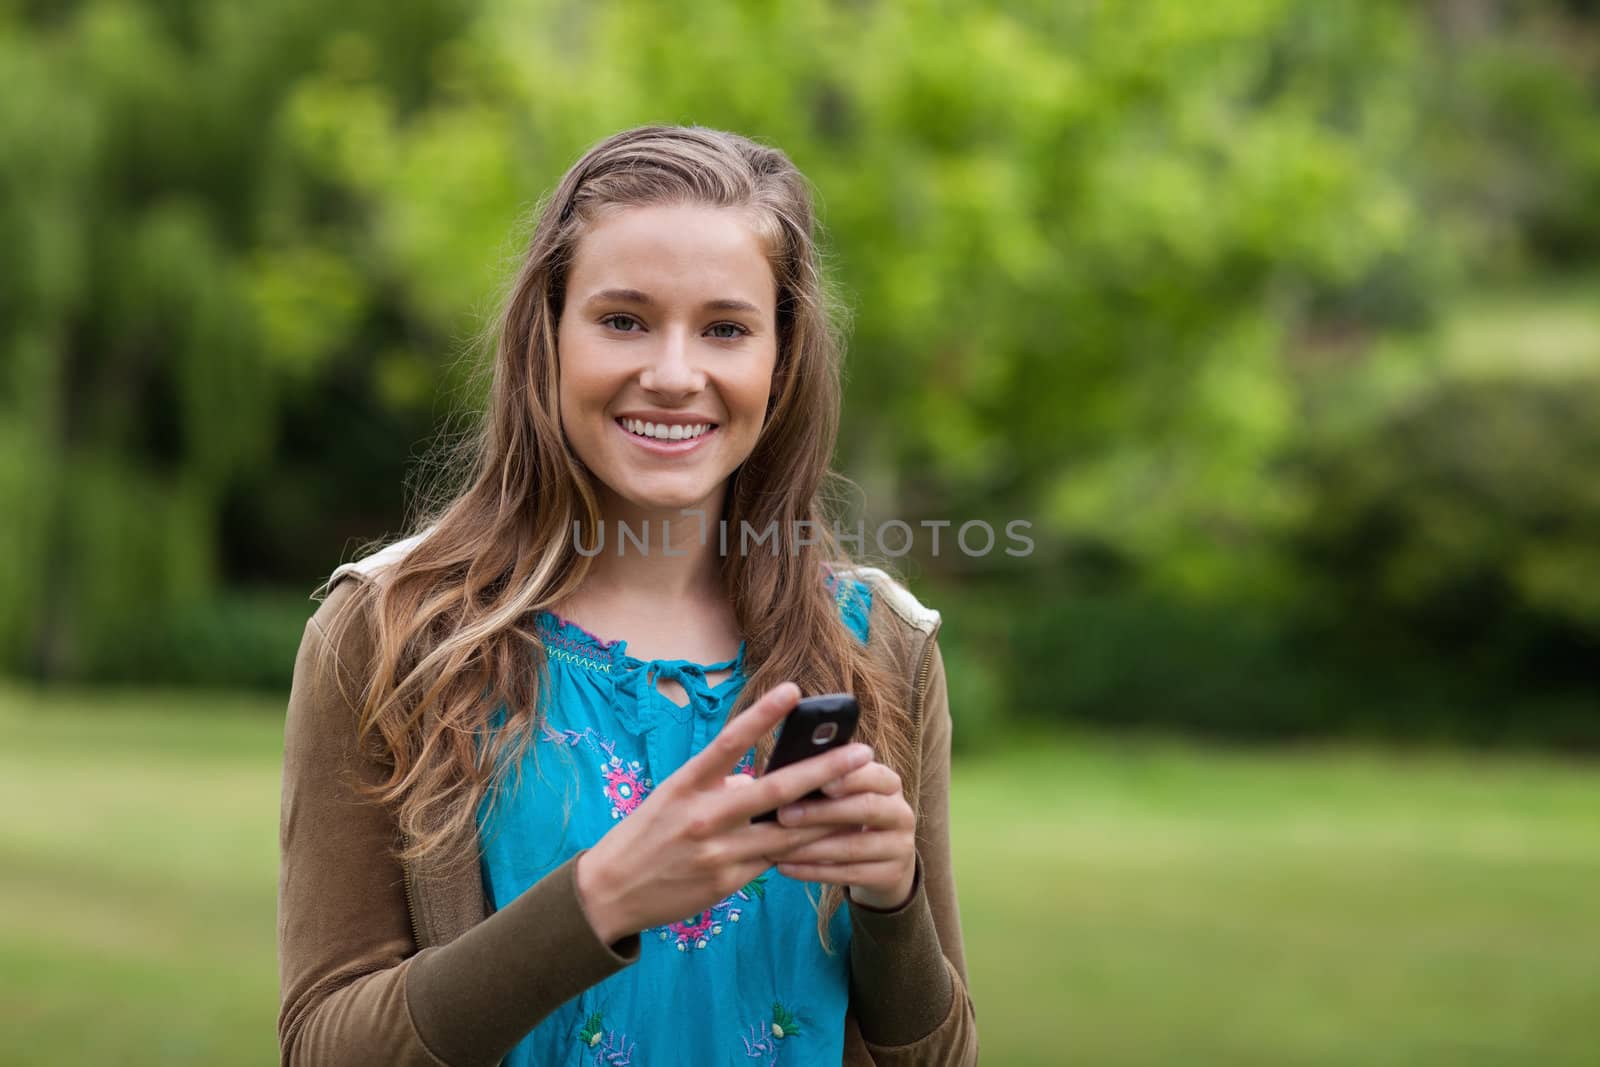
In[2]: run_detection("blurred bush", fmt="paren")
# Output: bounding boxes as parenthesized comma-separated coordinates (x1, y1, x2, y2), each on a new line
(1291, 374, 1600, 693)
(85, 589, 312, 690)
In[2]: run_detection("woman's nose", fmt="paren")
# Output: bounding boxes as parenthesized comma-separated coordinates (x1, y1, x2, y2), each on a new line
(638, 328, 707, 395)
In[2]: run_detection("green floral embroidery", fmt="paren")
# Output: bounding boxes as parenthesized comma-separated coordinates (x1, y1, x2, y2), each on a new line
(576, 1010, 636, 1063)
(743, 1002, 804, 1063)
(577, 1011, 605, 1048)
(770, 1002, 801, 1040)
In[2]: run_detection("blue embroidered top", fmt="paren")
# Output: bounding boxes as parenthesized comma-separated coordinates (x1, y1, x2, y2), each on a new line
(476, 575, 874, 1067)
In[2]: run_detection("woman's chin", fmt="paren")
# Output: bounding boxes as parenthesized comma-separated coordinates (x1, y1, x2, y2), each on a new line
(608, 479, 725, 520)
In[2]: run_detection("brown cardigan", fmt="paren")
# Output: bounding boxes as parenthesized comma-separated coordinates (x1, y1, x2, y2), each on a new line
(277, 557, 978, 1065)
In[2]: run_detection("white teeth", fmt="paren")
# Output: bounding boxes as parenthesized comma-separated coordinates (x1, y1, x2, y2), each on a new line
(622, 419, 712, 441)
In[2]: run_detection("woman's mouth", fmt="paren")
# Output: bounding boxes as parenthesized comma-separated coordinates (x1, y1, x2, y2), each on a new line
(615, 417, 719, 454)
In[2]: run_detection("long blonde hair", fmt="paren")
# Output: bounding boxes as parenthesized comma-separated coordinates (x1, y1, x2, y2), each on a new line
(316, 125, 912, 944)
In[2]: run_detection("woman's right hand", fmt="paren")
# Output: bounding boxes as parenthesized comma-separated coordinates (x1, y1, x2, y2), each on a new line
(574, 681, 873, 945)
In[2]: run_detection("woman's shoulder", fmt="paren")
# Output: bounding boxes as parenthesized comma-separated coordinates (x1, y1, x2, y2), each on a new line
(315, 527, 436, 598)
(829, 564, 941, 639)
(300, 528, 436, 678)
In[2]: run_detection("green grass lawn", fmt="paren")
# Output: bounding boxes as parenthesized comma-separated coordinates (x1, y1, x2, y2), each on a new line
(3, 685, 1598, 1065)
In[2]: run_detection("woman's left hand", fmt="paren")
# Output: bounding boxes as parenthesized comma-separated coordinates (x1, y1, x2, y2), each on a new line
(770, 756, 917, 911)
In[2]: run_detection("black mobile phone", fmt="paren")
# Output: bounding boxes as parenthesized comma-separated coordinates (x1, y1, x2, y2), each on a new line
(751, 693, 860, 823)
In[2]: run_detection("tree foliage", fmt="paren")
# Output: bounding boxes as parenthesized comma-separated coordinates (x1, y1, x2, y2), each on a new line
(1, 1, 1596, 737)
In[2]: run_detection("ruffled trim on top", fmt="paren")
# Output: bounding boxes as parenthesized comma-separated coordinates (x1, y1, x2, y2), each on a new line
(534, 611, 620, 675)
(534, 610, 746, 679)
(533, 571, 872, 679)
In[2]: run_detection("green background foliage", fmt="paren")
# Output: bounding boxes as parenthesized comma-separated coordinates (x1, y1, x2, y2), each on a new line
(6, 1, 1598, 745)
(4, 1, 1598, 745)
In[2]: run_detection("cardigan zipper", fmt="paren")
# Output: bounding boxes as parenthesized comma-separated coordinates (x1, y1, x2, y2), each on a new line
(400, 828, 426, 948)
(909, 621, 941, 739)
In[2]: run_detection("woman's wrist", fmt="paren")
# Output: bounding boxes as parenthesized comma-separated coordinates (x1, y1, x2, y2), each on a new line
(574, 847, 630, 946)
(847, 862, 918, 913)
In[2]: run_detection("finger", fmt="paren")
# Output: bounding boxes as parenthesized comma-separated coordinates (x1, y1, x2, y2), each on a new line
(776, 792, 911, 831)
(771, 831, 905, 866)
(730, 822, 837, 861)
(816, 762, 902, 799)
(728, 742, 873, 821)
(776, 859, 906, 887)
(683, 682, 800, 786)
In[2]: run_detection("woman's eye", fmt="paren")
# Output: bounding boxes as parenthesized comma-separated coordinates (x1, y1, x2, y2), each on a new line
(707, 322, 748, 340)
(601, 314, 642, 332)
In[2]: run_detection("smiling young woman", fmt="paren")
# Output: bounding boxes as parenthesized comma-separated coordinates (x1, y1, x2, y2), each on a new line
(277, 126, 977, 1067)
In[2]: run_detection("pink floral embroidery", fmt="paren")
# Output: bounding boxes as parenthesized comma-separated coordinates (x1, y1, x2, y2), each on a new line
(666, 908, 721, 951)
(602, 758, 648, 817)
(539, 724, 654, 820)
(659, 896, 742, 952)
(656, 873, 766, 952)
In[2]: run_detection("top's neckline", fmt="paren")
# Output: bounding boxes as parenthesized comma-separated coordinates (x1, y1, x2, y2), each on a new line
(532, 572, 869, 680)
(534, 609, 746, 680)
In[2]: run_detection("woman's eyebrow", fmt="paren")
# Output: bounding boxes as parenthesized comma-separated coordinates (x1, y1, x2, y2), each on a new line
(583, 288, 762, 315)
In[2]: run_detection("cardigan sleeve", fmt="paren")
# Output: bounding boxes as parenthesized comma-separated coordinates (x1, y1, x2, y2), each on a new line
(276, 578, 639, 1067)
(845, 636, 981, 1064)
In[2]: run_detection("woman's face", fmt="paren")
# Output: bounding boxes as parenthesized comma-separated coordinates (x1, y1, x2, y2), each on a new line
(556, 202, 779, 518)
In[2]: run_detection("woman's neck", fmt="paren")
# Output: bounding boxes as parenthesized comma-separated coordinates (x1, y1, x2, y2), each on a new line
(578, 485, 726, 608)
(554, 486, 743, 671)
